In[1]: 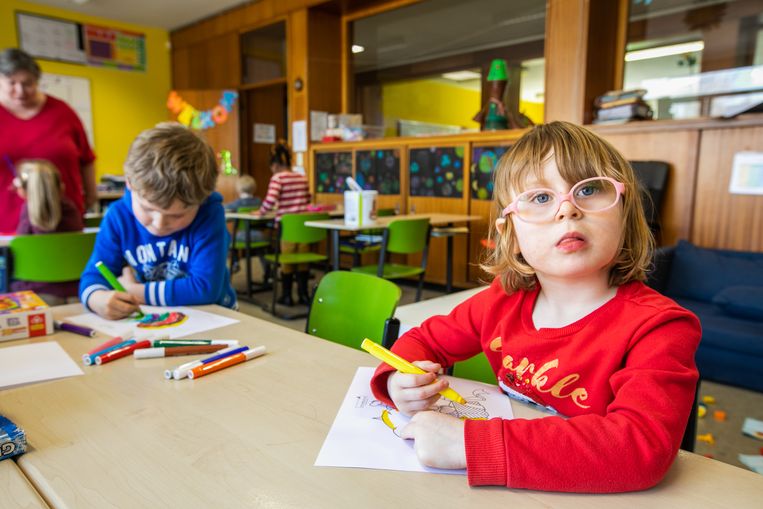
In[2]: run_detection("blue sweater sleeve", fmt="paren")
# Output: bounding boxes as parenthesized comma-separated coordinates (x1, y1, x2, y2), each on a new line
(79, 206, 129, 310)
(142, 202, 234, 307)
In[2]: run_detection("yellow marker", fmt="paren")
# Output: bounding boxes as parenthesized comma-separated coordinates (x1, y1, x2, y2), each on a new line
(361, 338, 467, 405)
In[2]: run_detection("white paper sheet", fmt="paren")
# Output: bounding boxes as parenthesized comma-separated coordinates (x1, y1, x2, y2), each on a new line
(0, 342, 83, 390)
(65, 306, 239, 340)
(315, 366, 513, 475)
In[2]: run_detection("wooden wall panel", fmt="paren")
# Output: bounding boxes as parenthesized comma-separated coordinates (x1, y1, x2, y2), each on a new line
(692, 127, 763, 252)
(592, 129, 699, 247)
(173, 33, 240, 89)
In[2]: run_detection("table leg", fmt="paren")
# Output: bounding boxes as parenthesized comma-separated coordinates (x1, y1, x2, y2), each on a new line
(331, 230, 340, 271)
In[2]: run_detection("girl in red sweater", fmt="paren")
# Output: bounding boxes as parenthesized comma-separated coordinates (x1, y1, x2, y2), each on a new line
(369, 121, 700, 492)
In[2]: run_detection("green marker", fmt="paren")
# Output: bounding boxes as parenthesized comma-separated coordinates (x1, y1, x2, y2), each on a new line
(95, 261, 144, 318)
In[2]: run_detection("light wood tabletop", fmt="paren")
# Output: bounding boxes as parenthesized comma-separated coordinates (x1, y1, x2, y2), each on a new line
(0, 459, 48, 509)
(1, 304, 761, 508)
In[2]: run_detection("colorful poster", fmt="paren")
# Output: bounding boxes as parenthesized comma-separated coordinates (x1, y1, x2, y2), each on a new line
(355, 149, 400, 195)
(471, 145, 511, 200)
(84, 24, 146, 71)
(408, 146, 464, 198)
(315, 152, 353, 194)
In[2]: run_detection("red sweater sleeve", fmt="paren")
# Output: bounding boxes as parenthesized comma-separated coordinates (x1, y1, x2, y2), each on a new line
(465, 310, 700, 492)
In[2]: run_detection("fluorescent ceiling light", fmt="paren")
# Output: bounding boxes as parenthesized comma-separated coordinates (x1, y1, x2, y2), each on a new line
(441, 70, 481, 81)
(351, 45, 365, 54)
(625, 41, 704, 62)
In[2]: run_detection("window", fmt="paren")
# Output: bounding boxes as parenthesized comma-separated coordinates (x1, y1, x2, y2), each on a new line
(241, 21, 286, 85)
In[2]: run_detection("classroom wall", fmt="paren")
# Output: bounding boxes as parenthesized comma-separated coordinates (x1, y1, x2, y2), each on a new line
(0, 1, 171, 179)
(381, 79, 481, 136)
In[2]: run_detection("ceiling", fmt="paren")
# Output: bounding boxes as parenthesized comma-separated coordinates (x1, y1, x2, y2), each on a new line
(25, 0, 251, 30)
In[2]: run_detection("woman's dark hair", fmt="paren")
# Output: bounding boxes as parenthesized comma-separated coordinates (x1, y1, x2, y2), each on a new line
(269, 140, 291, 167)
(0, 48, 41, 80)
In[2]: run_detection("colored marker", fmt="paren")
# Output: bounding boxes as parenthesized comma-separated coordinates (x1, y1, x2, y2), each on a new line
(83, 339, 136, 365)
(54, 320, 96, 338)
(360, 338, 467, 405)
(95, 340, 151, 365)
(85, 331, 133, 356)
(187, 346, 266, 379)
(152, 339, 239, 348)
(166, 345, 249, 380)
(95, 261, 144, 318)
(134, 344, 229, 359)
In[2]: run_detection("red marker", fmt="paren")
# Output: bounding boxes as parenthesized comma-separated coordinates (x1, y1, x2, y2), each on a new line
(95, 340, 151, 365)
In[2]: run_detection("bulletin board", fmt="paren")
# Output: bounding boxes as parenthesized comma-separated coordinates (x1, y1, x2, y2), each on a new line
(355, 149, 400, 195)
(315, 151, 353, 194)
(17, 12, 86, 65)
(39, 73, 94, 147)
(471, 145, 511, 200)
(408, 146, 464, 198)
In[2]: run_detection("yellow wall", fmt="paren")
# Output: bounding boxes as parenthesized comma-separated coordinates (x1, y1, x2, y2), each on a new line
(382, 79, 481, 136)
(1, 1, 171, 178)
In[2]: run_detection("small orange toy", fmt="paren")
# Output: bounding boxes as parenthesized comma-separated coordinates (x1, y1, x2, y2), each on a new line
(697, 433, 715, 445)
(713, 410, 727, 422)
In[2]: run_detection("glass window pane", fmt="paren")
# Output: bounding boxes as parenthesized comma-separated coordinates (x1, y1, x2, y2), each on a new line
(352, 0, 546, 137)
(241, 22, 286, 85)
(624, 0, 763, 120)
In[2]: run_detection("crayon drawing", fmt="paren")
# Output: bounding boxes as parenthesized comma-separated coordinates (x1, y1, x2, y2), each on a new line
(66, 305, 238, 339)
(315, 367, 513, 474)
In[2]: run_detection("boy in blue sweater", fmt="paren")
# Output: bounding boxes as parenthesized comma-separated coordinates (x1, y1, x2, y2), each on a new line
(80, 122, 237, 319)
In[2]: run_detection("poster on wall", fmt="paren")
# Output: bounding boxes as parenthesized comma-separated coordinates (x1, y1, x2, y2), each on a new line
(84, 24, 146, 71)
(17, 12, 86, 64)
(39, 73, 94, 147)
(355, 149, 400, 195)
(471, 145, 511, 200)
(729, 152, 763, 195)
(408, 146, 464, 198)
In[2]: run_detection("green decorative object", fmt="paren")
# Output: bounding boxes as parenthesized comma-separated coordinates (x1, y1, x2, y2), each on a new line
(219, 150, 238, 175)
(486, 59, 508, 82)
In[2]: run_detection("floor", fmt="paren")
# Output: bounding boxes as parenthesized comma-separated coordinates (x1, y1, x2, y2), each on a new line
(230, 264, 763, 474)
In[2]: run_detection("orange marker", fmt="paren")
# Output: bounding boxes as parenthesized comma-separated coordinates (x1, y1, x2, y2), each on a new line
(187, 346, 266, 379)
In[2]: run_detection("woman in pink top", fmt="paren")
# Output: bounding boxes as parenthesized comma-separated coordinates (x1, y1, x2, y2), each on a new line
(0, 48, 96, 233)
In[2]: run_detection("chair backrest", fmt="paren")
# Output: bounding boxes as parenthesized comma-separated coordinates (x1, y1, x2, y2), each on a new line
(629, 161, 669, 230)
(452, 352, 497, 385)
(10, 232, 96, 282)
(385, 218, 430, 255)
(306, 271, 401, 349)
(279, 212, 329, 244)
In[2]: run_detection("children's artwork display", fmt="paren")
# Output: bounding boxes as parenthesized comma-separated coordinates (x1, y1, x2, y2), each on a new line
(315, 152, 353, 193)
(355, 149, 400, 195)
(315, 366, 513, 474)
(66, 306, 238, 339)
(408, 147, 464, 198)
(471, 145, 511, 200)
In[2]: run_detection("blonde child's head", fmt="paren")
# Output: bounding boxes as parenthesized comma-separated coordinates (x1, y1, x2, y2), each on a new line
(236, 175, 256, 196)
(483, 121, 653, 292)
(124, 122, 217, 208)
(14, 159, 63, 231)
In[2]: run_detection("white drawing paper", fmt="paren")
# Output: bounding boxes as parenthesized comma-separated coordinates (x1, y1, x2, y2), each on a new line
(65, 306, 239, 340)
(0, 342, 83, 391)
(315, 366, 514, 475)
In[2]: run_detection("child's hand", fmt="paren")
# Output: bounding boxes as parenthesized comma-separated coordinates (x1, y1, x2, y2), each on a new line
(88, 290, 140, 320)
(399, 411, 466, 469)
(387, 360, 449, 416)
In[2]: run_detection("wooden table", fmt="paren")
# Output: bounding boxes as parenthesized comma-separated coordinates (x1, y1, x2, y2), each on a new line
(0, 460, 47, 509)
(1, 304, 762, 508)
(305, 213, 482, 279)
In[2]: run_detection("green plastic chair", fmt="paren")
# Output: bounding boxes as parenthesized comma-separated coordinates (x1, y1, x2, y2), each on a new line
(306, 271, 402, 350)
(263, 212, 330, 318)
(351, 217, 431, 301)
(452, 353, 497, 385)
(83, 214, 103, 228)
(10, 232, 96, 282)
(339, 207, 397, 267)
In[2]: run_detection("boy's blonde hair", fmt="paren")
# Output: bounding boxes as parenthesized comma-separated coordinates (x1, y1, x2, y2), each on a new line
(124, 122, 217, 208)
(236, 175, 256, 195)
(483, 121, 654, 292)
(15, 160, 62, 232)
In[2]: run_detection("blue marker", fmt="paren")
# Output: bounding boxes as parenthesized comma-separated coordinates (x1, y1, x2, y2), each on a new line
(165, 345, 250, 380)
(82, 340, 136, 366)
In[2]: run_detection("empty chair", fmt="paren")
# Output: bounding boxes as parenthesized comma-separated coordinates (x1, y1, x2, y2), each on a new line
(306, 271, 401, 349)
(351, 217, 431, 302)
(338, 207, 397, 267)
(629, 161, 669, 242)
